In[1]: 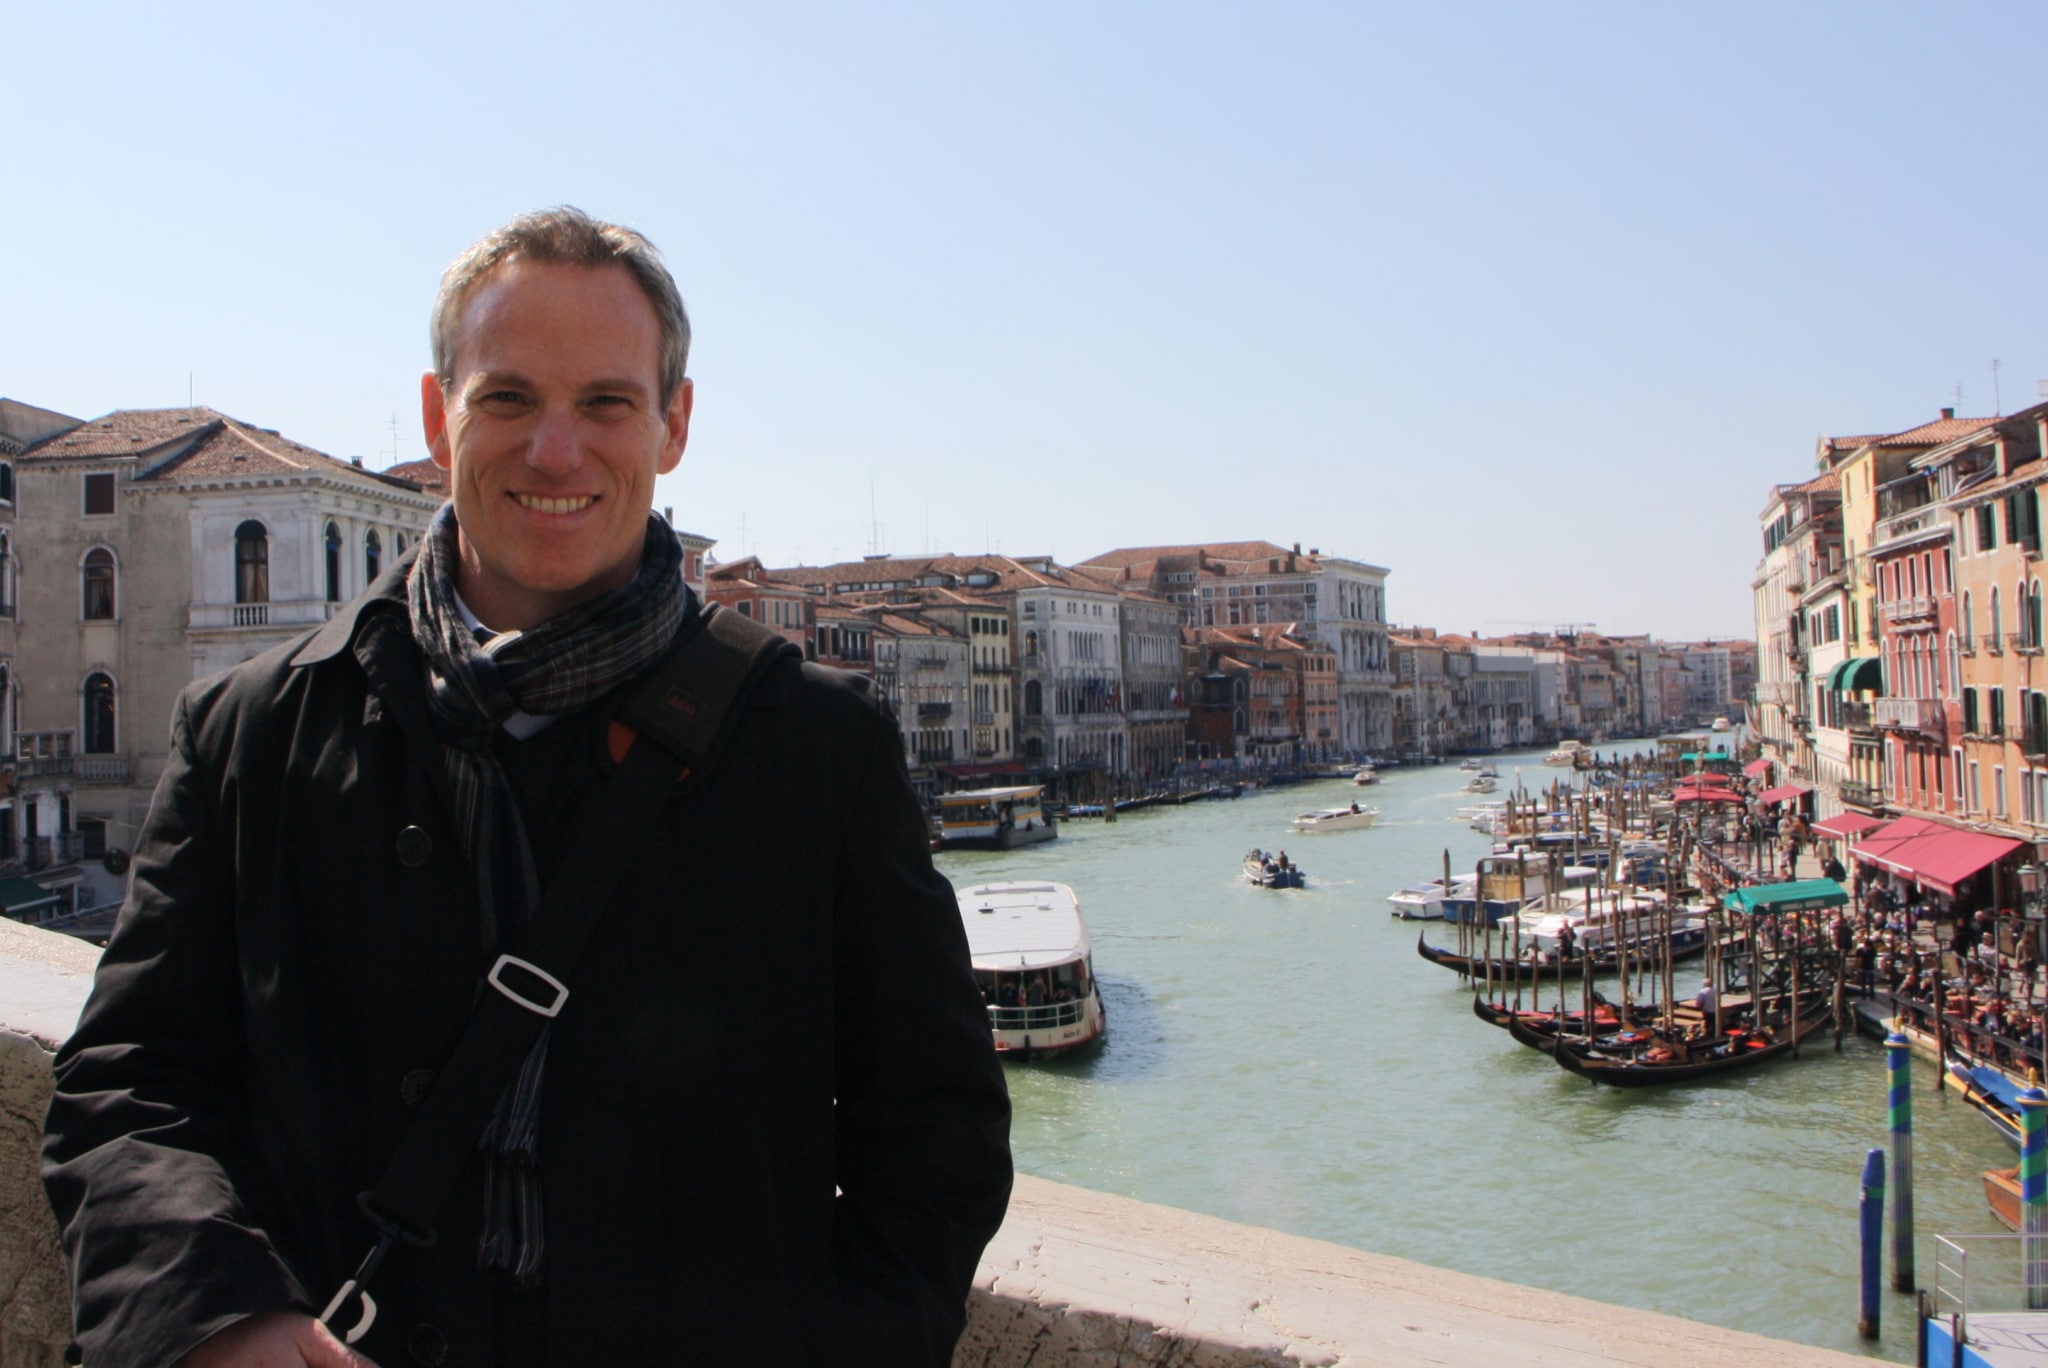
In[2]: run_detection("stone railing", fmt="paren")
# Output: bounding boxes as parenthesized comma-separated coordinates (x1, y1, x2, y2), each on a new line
(1, 922, 1872, 1368)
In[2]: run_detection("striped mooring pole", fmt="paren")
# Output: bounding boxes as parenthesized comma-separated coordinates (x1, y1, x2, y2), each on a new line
(2024, 1087, 2048, 1310)
(1859, 1147, 1884, 1340)
(1887, 1032, 1914, 1291)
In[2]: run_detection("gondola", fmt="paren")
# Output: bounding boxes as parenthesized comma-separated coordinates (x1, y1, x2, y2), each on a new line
(1551, 997, 1834, 1087)
(1470, 991, 1659, 1055)
(1947, 1055, 2025, 1152)
(1416, 929, 1701, 984)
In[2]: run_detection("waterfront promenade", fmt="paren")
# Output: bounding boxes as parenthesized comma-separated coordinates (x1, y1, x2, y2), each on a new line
(0, 916, 1876, 1367)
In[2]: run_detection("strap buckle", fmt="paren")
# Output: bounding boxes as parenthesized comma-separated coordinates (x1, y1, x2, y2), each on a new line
(487, 953, 569, 1018)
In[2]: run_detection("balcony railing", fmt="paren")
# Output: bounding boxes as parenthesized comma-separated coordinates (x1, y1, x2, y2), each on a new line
(1874, 507, 1939, 547)
(1875, 697, 1943, 732)
(14, 753, 74, 779)
(972, 709, 995, 726)
(1882, 596, 1935, 625)
(1840, 779, 1884, 811)
(77, 753, 132, 785)
(1839, 701, 1873, 732)
(18, 832, 84, 871)
(189, 600, 342, 631)
(917, 702, 953, 720)
(914, 656, 949, 671)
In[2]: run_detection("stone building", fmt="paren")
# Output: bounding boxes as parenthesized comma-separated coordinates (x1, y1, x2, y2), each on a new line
(8, 407, 441, 924)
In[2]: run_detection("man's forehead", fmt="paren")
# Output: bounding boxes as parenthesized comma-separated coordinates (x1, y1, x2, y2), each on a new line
(451, 258, 660, 372)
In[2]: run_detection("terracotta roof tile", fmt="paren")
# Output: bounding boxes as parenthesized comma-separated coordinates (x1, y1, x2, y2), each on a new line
(24, 406, 438, 498)
(1878, 416, 1997, 447)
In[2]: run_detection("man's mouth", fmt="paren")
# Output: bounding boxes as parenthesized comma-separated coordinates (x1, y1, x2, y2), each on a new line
(514, 493, 596, 515)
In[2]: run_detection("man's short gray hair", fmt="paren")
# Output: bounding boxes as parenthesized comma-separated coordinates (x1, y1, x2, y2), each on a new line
(430, 206, 691, 403)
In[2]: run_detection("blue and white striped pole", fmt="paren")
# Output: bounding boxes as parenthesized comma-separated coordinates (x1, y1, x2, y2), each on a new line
(2023, 1087, 2048, 1309)
(1887, 1032, 1914, 1292)
(1859, 1147, 1884, 1340)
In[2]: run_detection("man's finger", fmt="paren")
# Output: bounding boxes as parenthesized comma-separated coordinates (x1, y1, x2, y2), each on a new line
(297, 1318, 382, 1368)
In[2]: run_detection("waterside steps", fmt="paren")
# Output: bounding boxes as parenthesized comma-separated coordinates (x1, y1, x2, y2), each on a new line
(2, 918, 1873, 1368)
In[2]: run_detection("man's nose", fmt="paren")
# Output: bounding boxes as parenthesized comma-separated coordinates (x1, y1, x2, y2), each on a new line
(526, 406, 584, 475)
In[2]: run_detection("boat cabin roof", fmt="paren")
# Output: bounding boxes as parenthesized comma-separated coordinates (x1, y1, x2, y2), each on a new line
(939, 785, 1044, 804)
(957, 880, 1093, 970)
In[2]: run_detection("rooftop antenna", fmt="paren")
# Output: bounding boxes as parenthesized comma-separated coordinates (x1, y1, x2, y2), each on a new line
(1954, 380, 1966, 411)
(867, 472, 884, 556)
(384, 413, 404, 468)
(1993, 358, 2004, 415)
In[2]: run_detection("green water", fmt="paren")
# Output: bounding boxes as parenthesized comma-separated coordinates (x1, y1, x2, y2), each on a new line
(936, 745, 2005, 1362)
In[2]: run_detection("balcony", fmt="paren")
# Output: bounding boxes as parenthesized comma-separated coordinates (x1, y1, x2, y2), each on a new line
(188, 600, 339, 631)
(14, 753, 74, 779)
(77, 753, 132, 785)
(1839, 701, 1873, 733)
(972, 709, 996, 726)
(1840, 779, 1884, 811)
(1875, 697, 1943, 733)
(1882, 596, 1935, 625)
(913, 656, 950, 671)
(917, 702, 954, 721)
(1873, 506, 1939, 547)
(18, 832, 83, 871)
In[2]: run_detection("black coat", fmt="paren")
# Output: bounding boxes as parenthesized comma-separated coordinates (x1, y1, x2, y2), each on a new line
(43, 581, 1012, 1367)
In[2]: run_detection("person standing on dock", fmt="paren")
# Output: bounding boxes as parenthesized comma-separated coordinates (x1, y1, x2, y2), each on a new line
(43, 207, 1013, 1368)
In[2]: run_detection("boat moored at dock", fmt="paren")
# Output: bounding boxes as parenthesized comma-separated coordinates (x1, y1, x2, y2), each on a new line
(936, 785, 1059, 849)
(958, 880, 1106, 1058)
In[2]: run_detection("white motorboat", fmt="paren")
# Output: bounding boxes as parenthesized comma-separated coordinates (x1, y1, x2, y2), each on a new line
(935, 785, 1058, 849)
(1352, 764, 1379, 786)
(1461, 774, 1497, 795)
(1386, 874, 1473, 920)
(1459, 757, 1484, 771)
(1511, 887, 1706, 959)
(1291, 803, 1379, 833)
(958, 880, 1106, 1058)
(1542, 739, 1587, 768)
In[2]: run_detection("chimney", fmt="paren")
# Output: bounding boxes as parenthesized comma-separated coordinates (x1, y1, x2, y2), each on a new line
(1942, 407, 1956, 421)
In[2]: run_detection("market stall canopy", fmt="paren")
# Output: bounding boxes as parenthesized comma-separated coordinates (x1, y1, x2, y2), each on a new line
(1850, 817, 2024, 897)
(1673, 783, 1744, 804)
(0, 877, 60, 918)
(1757, 783, 1814, 805)
(1813, 812, 1885, 840)
(1742, 758, 1774, 778)
(1723, 878, 1849, 914)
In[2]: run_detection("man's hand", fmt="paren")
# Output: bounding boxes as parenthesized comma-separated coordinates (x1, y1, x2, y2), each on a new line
(174, 1311, 381, 1368)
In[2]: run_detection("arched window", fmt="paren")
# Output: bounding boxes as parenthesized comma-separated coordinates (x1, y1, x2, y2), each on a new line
(1023, 679, 1042, 717)
(365, 529, 382, 583)
(235, 521, 270, 604)
(0, 461, 13, 504)
(2031, 579, 2044, 650)
(1992, 587, 2004, 649)
(82, 673, 116, 754)
(325, 522, 343, 602)
(1963, 591, 1975, 648)
(81, 548, 115, 620)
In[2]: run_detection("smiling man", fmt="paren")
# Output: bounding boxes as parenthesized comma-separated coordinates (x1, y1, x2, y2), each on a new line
(44, 208, 1012, 1368)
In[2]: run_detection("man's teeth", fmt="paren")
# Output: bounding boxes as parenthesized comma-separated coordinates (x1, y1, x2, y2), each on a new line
(516, 494, 594, 514)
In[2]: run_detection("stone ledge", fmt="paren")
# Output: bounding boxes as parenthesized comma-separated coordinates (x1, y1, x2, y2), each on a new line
(0, 921, 1871, 1368)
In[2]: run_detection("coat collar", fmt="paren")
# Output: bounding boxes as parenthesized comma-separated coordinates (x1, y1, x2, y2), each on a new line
(288, 552, 419, 669)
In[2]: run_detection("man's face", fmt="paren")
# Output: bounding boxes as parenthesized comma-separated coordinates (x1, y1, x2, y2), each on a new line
(423, 258, 691, 631)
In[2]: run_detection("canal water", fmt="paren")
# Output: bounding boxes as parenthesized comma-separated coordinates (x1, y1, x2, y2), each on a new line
(935, 745, 2009, 1363)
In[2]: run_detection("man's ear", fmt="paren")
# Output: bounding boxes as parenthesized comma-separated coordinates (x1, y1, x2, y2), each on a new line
(422, 372, 452, 470)
(659, 378, 693, 476)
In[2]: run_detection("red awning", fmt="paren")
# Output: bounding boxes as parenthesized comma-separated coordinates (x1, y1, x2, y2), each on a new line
(1757, 783, 1813, 805)
(1813, 812, 1884, 840)
(1851, 818, 2025, 897)
(1742, 758, 1773, 778)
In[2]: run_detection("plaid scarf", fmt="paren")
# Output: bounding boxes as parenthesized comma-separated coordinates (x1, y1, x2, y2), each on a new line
(406, 502, 688, 1285)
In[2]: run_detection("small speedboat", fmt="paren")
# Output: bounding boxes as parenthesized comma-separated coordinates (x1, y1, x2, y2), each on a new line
(1386, 875, 1472, 920)
(1462, 774, 1497, 795)
(1353, 764, 1379, 786)
(1291, 804, 1379, 834)
(1244, 849, 1306, 889)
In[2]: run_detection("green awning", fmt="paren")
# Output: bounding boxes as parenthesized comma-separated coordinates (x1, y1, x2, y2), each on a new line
(1846, 657, 1883, 692)
(0, 876, 61, 915)
(1721, 878, 1848, 914)
(1826, 659, 1854, 690)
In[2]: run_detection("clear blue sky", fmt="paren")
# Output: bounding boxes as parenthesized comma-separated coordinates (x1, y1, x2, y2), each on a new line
(6, 2, 2044, 640)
